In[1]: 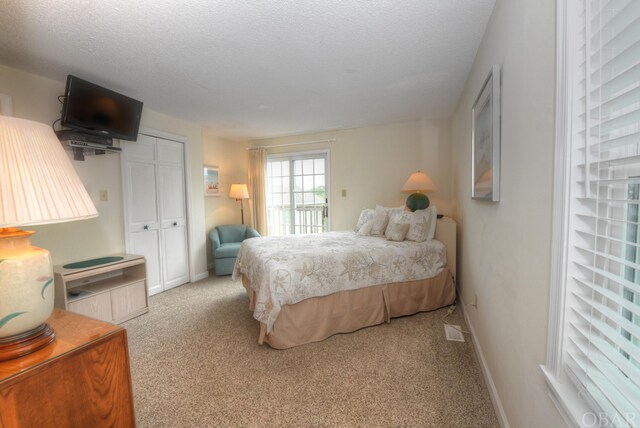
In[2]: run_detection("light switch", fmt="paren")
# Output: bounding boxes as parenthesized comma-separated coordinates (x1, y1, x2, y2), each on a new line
(341, 189, 347, 197)
(99, 190, 109, 202)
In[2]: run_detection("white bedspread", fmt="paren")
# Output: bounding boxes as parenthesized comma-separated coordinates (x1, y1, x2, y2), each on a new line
(232, 231, 447, 333)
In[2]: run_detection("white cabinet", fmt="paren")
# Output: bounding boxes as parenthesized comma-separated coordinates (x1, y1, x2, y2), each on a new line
(122, 133, 189, 296)
(68, 292, 113, 322)
(53, 254, 148, 324)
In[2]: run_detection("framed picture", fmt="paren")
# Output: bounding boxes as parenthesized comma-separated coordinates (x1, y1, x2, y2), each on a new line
(471, 64, 501, 201)
(204, 165, 220, 197)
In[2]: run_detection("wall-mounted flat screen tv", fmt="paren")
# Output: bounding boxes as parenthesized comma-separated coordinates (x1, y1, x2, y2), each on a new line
(61, 75, 143, 141)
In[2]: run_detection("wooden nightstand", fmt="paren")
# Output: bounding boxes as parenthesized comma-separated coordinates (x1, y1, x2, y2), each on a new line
(0, 309, 136, 427)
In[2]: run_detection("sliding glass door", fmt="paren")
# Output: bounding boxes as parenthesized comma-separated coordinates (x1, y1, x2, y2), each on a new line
(266, 152, 329, 236)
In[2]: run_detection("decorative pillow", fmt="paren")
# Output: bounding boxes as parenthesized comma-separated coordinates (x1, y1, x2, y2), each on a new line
(386, 206, 406, 222)
(355, 208, 374, 232)
(371, 205, 390, 236)
(385, 210, 411, 236)
(406, 221, 429, 242)
(425, 206, 437, 240)
(386, 222, 410, 242)
(407, 206, 438, 242)
(357, 219, 374, 236)
(404, 206, 438, 242)
(371, 205, 406, 236)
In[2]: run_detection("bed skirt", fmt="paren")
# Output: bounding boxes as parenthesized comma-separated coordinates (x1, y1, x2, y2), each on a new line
(242, 268, 456, 349)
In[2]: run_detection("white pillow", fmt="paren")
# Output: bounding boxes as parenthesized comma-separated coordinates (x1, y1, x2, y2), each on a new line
(385, 222, 410, 242)
(357, 219, 374, 236)
(385, 210, 409, 236)
(371, 205, 390, 236)
(386, 206, 406, 221)
(371, 205, 404, 236)
(371, 205, 404, 235)
(426, 206, 437, 240)
(402, 206, 438, 242)
(355, 208, 374, 232)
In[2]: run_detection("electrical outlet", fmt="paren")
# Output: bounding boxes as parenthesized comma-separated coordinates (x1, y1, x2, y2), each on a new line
(99, 190, 109, 202)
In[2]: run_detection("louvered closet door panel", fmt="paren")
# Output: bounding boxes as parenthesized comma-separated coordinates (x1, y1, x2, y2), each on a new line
(130, 230, 162, 296)
(123, 134, 163, 296)
(124, 156, 162, 295)
(124, 131, 159, 231)
(125, 161, 160, 232)
(157, 138, 188, 289)
(124, 133, 156, 161)
(161, 226, 188, 289)
(123, 134, 190, 296)
(158, 163, 186, 227)
(157, 138, 184, 165)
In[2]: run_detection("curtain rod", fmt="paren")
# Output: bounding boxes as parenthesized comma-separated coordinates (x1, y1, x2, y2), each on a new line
(248, 138, 336, 150)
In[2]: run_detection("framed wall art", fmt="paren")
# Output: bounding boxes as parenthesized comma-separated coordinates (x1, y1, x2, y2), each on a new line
(471, 64, 501, 201)
(204, 165, 220, 197)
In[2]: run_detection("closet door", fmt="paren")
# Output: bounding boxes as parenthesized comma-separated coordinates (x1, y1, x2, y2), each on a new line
(157, 139, 189, 290)
(123, 133, 190, 296)
(123, 135, 163, 295)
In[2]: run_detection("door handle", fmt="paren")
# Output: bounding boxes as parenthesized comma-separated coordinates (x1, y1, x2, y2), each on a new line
(173, 222, 178, 226)
(143, 225, 149, 230)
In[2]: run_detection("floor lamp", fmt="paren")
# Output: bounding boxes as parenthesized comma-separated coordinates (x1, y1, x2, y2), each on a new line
(229, 184, 249, 225)
(0, 115, 98, 361)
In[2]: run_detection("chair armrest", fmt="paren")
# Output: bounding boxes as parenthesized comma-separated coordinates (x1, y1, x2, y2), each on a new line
(210, 228, 221, 250)
(245, 227, 261, 239)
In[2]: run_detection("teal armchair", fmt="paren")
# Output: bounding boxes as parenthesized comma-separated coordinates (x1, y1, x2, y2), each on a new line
(210, 224, 260, 276)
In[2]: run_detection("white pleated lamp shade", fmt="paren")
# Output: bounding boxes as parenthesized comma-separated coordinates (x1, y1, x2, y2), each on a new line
(0, 115, 98, 227)
(400, 171, 437, 193)
(229, 184, 249, 199)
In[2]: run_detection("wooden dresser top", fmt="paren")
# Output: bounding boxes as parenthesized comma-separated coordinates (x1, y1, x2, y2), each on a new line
(0, 309, 122, 382)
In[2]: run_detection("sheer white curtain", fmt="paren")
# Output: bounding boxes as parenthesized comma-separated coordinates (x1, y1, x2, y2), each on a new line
(249, 148, 268, 236)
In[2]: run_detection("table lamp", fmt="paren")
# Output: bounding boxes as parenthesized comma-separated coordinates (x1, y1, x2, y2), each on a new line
(401, 171, 437, 211)
(0, 115, 98, 361)
(229, 184, 249, 224)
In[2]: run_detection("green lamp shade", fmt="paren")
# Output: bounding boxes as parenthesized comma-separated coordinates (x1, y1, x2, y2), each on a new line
(406, 193, 430, 212)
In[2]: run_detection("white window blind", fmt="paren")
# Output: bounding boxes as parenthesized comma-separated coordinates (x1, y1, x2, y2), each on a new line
(562, 0, 640, 424)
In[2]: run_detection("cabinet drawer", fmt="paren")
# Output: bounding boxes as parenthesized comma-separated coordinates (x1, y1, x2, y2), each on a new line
(68, 293, 113, 322)
(111, 280, 147, 322)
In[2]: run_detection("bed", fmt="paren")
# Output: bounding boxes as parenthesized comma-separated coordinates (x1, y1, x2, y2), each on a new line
(233, 216, 456, 349)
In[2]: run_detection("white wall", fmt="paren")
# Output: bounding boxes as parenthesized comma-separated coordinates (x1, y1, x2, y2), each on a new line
(450, 0, 564, 427)
(202, 131, 249, 267)
(250, 119, 452, 231)
(0, 64, 208, 278)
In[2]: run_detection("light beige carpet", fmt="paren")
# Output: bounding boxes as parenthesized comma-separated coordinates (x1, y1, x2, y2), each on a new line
(124, 275, 499, 427)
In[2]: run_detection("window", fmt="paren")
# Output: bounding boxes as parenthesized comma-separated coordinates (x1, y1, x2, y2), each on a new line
(544, 0, 640, 426)
(265, 151, 329, 236)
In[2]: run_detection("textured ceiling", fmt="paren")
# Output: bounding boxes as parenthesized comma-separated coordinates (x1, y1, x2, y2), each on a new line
(0, 1, 495, 139)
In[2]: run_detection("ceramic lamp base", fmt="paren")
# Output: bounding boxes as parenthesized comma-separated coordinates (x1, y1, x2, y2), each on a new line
(406, 193, 430, 212)
(0, 323, 56, 361)
(0, 228, 55, 357)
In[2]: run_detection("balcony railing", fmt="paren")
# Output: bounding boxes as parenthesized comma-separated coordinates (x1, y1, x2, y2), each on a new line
(267, 204, 327, 235)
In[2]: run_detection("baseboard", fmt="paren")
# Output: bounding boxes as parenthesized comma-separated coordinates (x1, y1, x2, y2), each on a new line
(459, 294, 510, 428)
(192, 271, 209, 282)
